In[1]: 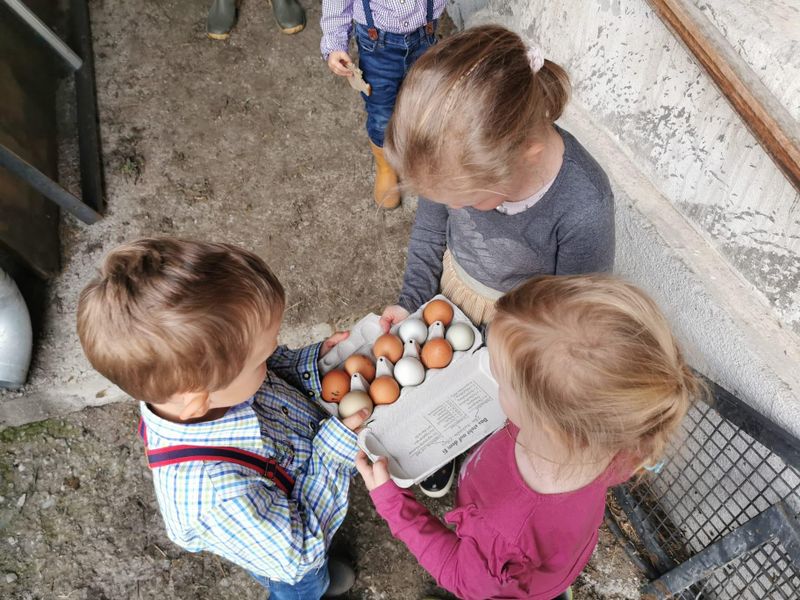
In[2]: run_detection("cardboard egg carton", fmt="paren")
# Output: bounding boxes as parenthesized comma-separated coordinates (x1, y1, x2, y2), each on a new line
(317, 295, 506, 487)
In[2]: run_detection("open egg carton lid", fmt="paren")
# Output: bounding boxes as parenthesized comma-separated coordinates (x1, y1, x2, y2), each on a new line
(317, 295, 505, 486)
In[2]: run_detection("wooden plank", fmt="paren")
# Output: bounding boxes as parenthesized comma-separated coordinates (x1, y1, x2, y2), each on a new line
(0, 0, 61, 278)
(647, 0, 800, 192)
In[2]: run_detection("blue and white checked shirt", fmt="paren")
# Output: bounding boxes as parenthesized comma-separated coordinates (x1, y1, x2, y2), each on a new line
(140, 343, 358, 583)
(320, 0, 446, 58)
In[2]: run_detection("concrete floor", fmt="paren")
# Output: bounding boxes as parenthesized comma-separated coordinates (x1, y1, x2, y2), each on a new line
(0, 0, 644, 597)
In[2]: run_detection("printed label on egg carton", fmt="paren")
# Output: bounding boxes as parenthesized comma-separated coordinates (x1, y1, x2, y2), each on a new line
(316, 295, 506, 486)
(359, 348, 505, 487)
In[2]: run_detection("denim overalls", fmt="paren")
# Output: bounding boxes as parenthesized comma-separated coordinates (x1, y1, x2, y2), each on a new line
(355, 0, 437, 147)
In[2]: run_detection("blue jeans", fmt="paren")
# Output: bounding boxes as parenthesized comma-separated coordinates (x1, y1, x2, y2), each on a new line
(249, 561, 330, 600)
(355, 22, 437, 147)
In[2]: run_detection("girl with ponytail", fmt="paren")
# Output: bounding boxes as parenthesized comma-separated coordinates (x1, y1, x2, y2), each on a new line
(378, 24, 618, 499)
(380, 25, 615, 330)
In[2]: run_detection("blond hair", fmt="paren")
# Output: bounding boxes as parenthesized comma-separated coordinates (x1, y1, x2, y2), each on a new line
(77, 238, 285, 402)
(384, 25, 570, 195)
(491, 275, 698, 469)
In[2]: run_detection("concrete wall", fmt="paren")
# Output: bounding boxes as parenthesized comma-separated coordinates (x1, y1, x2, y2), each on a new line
(455, 0, 800, 435)
(690, 0, 800, 123)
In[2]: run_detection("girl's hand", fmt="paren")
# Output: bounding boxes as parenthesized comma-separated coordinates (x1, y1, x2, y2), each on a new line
(320, 330, 350, 358)
(327, 51, 354, 77)
(356, 450, 391, 491)
(379, 305, 410, 333)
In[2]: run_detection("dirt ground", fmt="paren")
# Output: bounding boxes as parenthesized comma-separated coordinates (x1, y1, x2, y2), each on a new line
(0, 0, 645, 597)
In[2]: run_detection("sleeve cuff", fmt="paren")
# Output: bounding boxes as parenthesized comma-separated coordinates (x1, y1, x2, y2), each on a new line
(369, 480, 405, 504)
(320, 36, 351, 60)
(397, 294, 420, 313)
(315, 417, 359, 465)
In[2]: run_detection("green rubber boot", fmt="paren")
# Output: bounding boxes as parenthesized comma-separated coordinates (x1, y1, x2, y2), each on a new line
(207, 0, 237, 40)
(269, 0, 306, 34)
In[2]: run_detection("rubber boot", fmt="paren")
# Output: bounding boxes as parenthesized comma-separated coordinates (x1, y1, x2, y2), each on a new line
(322, 557, 356, 597)
(369, 142, 401, 209)
(268, 0, 306, 35)
(207, 0, 237, 40)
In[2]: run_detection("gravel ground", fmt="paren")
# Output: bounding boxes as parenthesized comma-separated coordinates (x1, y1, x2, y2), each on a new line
(0, 404, 644, 599)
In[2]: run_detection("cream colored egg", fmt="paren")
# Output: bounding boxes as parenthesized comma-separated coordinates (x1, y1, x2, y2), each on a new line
(338, 391, 374, 419)
(445, 322, 475, 351)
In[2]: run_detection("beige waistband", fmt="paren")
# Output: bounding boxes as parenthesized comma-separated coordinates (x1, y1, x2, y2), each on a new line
(445, 250, 503, 301)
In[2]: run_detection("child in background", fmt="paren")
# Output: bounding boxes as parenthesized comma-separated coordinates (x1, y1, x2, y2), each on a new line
(379, 25, 615, 330)
(322, 0, 446, 208)
(77, 238, 368, 599)
(358, 275, 699, 600)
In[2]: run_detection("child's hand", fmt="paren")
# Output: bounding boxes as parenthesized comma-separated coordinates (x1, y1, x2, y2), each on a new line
(320, 330, 350, 358)
(379, 305, 410, 333)
(327, 51, 354, 77)
(342, 408, 371, 431)
(356, 450, 391, 491)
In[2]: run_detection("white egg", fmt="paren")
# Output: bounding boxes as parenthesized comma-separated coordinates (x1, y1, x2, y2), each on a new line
(446, 322, 476, 351)
(338, 391, 373, 418)
(398, 318, 428, 345)
(394, 356, 426, 387)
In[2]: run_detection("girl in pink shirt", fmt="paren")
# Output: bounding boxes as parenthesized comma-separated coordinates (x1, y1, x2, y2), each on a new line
(357, 275, 700, 599)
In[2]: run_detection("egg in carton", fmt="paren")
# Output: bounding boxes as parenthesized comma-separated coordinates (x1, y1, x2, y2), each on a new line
(316, 295, 484, 419)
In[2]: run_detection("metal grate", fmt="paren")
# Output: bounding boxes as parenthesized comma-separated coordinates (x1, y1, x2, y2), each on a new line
(608, 379, 800, 599)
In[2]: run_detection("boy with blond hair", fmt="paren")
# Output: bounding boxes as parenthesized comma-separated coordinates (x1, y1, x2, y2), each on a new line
(77, 238, 367, 599)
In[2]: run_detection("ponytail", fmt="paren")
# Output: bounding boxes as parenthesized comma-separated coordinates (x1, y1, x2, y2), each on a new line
(534, 59, 571, 122)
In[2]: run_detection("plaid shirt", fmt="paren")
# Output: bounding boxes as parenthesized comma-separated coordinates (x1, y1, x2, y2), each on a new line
(139, 343, 358, 583)
(320, 0, 446, 58)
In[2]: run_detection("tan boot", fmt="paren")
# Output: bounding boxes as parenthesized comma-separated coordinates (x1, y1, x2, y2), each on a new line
(369, 142, 401, 209)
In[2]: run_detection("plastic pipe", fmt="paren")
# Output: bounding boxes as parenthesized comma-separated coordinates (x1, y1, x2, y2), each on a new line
(0, 268, 32, 389)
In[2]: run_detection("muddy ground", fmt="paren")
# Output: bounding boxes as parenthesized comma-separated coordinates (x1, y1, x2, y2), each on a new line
(1, 0, 645, 597)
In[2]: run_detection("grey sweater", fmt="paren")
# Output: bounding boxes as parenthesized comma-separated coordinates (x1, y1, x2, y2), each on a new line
(398, 127, 615, 311)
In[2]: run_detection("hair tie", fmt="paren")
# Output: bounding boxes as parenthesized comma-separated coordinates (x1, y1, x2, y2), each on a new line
(527, 45, 545, 74)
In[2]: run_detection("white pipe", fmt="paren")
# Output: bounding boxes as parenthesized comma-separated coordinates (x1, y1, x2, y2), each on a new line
(0, 268, 32, 389)
(2, 0, 83, 71)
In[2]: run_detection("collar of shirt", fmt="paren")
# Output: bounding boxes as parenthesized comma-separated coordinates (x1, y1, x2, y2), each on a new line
(139, 396, 264, 452)
(495, 175, 557, 215)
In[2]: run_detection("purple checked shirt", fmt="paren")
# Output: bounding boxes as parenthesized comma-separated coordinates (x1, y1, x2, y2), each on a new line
(320, 0, 446, 59)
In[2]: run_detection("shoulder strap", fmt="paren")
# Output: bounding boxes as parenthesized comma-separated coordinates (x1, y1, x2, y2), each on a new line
(137, 419, 294, 496)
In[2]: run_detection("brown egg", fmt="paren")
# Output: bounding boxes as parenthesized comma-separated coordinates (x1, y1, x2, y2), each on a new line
(423, 299, 454, 326)
(321, 369, 350, 403)
(372, 333, 404, 363)
(344, 354, 376, 382)
(421, 338, 453, 369)
(370, 376, 401, 405)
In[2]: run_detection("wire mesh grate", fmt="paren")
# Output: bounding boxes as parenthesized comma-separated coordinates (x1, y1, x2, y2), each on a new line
(669, 537, 800, 600)
(610, 389, 800, 599)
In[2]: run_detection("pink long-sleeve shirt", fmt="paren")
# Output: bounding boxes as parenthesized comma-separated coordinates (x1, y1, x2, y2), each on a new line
(370, 422, 631, 599)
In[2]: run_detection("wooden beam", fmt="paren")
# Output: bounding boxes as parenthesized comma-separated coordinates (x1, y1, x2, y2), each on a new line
(647, 0, 800, 192)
